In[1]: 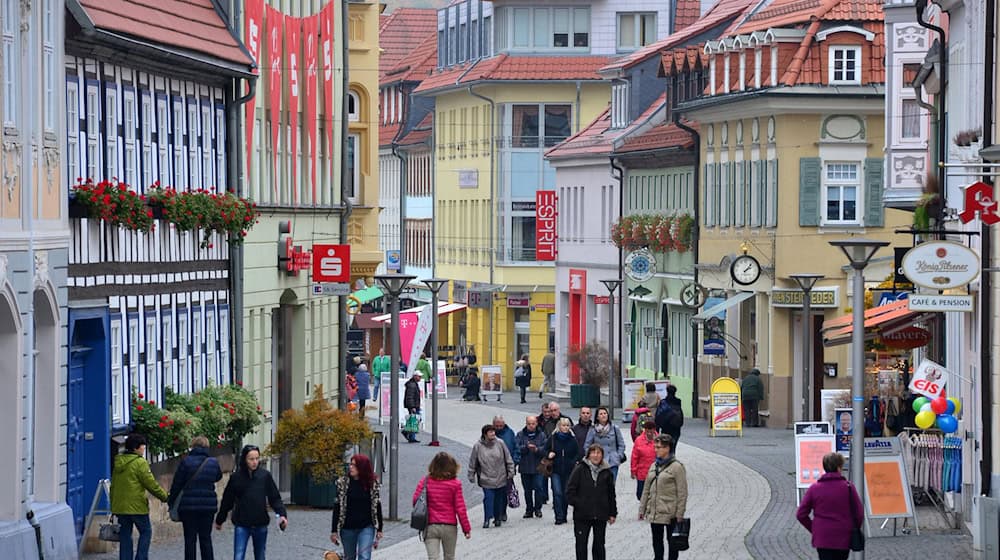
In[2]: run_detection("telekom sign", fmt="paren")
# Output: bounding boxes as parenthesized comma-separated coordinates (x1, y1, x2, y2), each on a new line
(536, 190, 557, 261)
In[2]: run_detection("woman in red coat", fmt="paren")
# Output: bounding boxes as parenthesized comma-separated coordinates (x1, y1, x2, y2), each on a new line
(629, 421, 658, 501)
(796, 453, 863, 560)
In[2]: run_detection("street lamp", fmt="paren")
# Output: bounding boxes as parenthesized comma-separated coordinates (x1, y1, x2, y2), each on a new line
(790, 273, 824, 422)
(421, 278, 448, 447)
(828, 239, 887, 559)
(374, 273, 416, 521)
(600, 279, 623, 420)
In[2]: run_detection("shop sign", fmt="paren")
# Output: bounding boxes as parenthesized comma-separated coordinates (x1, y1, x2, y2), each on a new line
(709, 377, 742, 436)
(512, 201, 536, 212)
(957, 181, 999, 225)
(908, 358, 949, 399)
(877, 291, 909, 306)
(625, 249, 656, 283)
(279, 237, 312, 276)
(312, 244, 350, 283)
(880, 326, 931, 350)
(532, 303, 555, 310)
(536, 190, 557, 261)
(468, 290, 490, 309)
(311, 283, 351, 296)
(771, 288, 839, 308)
(507, 293, 530, 308)
(795, 422, 832, 435)
(907, 294, 974, 313)
(901, 241, 980, 290)
(894, 247, 912, 285)
(569, 269, 587, 295)
(594, 295, 617, 304)
(458, 169, 479, 188)
(385, 249, 400, 271)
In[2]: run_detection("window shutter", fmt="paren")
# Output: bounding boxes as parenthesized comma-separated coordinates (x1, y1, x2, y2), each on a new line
(799, 157, 821, 226)
(721, 162, 731, 227)
(767, 159, 778, 227)
(864, 157, 885, 228)
(703, 163, 715, 227)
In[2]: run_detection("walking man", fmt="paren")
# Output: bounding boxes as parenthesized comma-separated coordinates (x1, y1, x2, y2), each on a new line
(540, 348, 556, 399)
(740, 367, 764, 428)
(371, 348, 390, 401)
(516, 416, 548, 519)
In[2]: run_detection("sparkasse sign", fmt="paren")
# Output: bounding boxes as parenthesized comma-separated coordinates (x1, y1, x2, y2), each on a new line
(900, 240, 980, 290)
(312, 244, 351, 283)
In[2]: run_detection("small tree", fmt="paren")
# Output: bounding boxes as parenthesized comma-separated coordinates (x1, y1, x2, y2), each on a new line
(265, 385, 372, 482)
(566, 341, 618, 387)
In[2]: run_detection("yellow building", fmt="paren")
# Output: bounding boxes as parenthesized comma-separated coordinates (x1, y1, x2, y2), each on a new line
(675, 1, 910, 428)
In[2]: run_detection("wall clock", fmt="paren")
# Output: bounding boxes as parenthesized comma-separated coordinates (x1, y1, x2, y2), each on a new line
(730, 254, 761, 286)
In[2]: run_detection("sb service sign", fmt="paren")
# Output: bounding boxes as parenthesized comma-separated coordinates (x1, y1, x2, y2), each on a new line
(312, 244, 351, 283)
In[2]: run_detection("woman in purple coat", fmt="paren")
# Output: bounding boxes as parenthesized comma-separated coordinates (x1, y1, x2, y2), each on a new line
(796, 453, 863, 560)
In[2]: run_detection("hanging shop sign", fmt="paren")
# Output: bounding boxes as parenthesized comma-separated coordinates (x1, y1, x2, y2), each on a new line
(909, 358, 950, 399)
(958, 181, 999, 225)
(907, 294, 974, 313)
(536, 190, 557, 261)
(625, 248, 656, 283)
(880, 326, 931, 350)
(900, 240, 980, 290)
(277, 222, 312, 276)
(770, 288, 840, 308)
(385, 249, 401, 271)
(312, 244, 350, 283)
(894, 247, 912, 285)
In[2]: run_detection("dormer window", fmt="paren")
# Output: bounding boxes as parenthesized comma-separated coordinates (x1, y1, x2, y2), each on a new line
(830, 46, 861, 84)
(611, 82, 629, 129)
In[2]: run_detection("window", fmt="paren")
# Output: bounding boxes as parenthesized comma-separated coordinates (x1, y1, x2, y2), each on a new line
(123, 92, 136, 183)
(611, 82, 629, 129)
(216, 109, 226, 189)
(901, 99, 921, 139)
(3, 0, 18, 127)
(544, 105, 570, 147)
(824, 162, 859, 223)
(347, 133, 359, 201)
(43, 0, 55, 131)
(173, 101, 184, 187)
(348, 90, 360, 122)
(157, 98, 169, 184)
(177, 312, 188, 393)
(511, 105, 539, 147)
(219, 309, 230, 380)
(141, 93, 152, 187)
(511, 215, 535, 260)
(617, 13, 655, 51)
(86, 86, 99, 179)
(500, 6, 589, 51)
(192, 309, 202, 389)
(106, 88, 118, 179)
(188, 104, 200, 187)
(206, 310, 216, 382)
(110, 321, 122, 423)
(829, 46, 861, 84)
(145, 317, 156, 394)
(67, 81, 79, 180)
(161, 316, 172, 388)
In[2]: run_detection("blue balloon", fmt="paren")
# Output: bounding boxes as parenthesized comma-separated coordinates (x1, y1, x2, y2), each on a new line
(945, 399, 956, 415)
(936, 414, 959, 434)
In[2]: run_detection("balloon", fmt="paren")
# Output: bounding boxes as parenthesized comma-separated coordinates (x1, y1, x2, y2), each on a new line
(948, 397, 962, 416)
(945, 399, 956, 415)
(913, 397, 930, 413)
(936, 414, 959, 434)
(920, 403, 932, 413)
(915, 410, 936, 429)
(931, 397, 948, 415)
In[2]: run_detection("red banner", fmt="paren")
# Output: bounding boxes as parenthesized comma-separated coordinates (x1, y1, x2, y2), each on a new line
(286, 14, 301, 203)
(321, 2, 335, 185)
(266, 5, 282, 198)
(243, 0, 263, 183)
(303, 14, 319, 203)
(536, 190, 557, 260)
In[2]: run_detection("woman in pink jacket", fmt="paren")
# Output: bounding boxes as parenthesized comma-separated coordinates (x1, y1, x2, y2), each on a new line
(796, 452, 863, 560)
(414, 452, 472, 560)
(630, 420, 658, 500)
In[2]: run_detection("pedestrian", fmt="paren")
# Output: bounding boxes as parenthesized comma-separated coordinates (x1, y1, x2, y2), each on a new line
(110, 434, 169, 560)
(543, 402, 573, 436)
(468, 424, 515, 528)
(460, 369, 481, 401)
(492, 416, 519, 522)
(403, 371, 423, 443)
(354, 364, 372, 417)
(515, 415, 548, 519)
(639, 434, 687, 560)
(416, 352, 433, 380)
(630, 421, 658, 501)
(545, 418, 580, 525)
(330, 454, 383, 560)
(566, 444, 618, 560)
(583, 406, 627, 481)
(371, 348, 390, 399)
(214, 444, 288, 560)
(572, 407, 594, 452)
(639, 382, 661, 411)
(740, 367, 764, 427)
(540, 348, 556, 399)
(795, 452, 864, 560)
(514, 353, 532, 404)
(661, 385, 684, 446)
(415, 452, 472, 560)
(167, 436, 223, 560)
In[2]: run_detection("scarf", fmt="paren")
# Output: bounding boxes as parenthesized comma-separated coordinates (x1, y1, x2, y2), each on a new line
(588, 461, 602, 482)
(594, 423, 611, 437)
(555, 431, 573, 441)
(655, 456, 674, 466)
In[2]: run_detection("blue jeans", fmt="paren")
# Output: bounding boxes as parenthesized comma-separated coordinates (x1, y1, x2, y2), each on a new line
(340, 526, 376, 560)
(610, 465, 619, 482)
(117, 514, 152, 560)
(521, 473, 544, 513)
(482, 487, 506, 523)
(551, 473, 569, 522)
(233, 524, 268, 560)
(636, 480, 645, 501)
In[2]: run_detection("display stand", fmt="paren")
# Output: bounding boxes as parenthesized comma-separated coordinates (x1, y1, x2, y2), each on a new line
(862, 437, 920, 537)
(901, 428, 964, 529)
(79, 479, 113, 557)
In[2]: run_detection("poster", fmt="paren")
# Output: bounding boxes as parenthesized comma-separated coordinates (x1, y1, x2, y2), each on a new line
(379, 373, 392, 422)
(909, 358, 949, 399)
(243, 0, 263, 179)
(795, 435, 835, 488)
(379, 371, 425, 427)
(863, 456, 914, 519)
(321, 2, 335, 181)
(835, 407, 852, 457)
(710, 377, 742, 436)
(285, 14, 301, 200)
(623, 379, 671, 411)
(436, 359, 448, 397)
(820, 389, 850, 425)
(481, 365, 503, 396)
(265, 5, 282, 196)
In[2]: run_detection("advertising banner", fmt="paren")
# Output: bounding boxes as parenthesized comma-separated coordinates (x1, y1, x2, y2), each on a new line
(436, 360, 448, 397)
(623, 379, 671, 411)
(407, 304, 435, 374)
(397, 314, 420, 371)
(835, 407, 852, 457)
(709, 377, 742, 436)
(481, 365, 503, 397)
(536, 190, 557, 260)
(321, 2, 335, 181)
(795, 434, 835, 488)
(303, 14, 319, 201)
(266, 5, 282, 196)
(909, 358, 949, 399)
(286, 14, 301, 200)
(244, 0, 263, 180)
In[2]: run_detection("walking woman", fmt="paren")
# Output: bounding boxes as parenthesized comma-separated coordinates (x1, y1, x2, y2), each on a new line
(546, 417, 580, 525)
(110, 434, 169, 560)
(354, 364, 372, 417)
(415, 452, 472, 560)
(215, 444, 289, 560)
(330, 454, 383, 560)
(796, 452, 864, 560)
(639, 434, 687, 560)
(168, 436, 223, 560)
(514, 353, 532, 404)
(566, 444, 618, 560)
(630, 421, 658, 501)
(468, 424, 515, 528)
(583, 406, 627, 481)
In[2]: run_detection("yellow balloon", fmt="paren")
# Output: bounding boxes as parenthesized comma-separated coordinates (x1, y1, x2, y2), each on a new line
(915, 410, 936, 429)
(948, 397, 962, 416)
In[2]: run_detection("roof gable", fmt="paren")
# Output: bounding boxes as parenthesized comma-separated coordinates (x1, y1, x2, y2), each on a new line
(378, 8, 439, 81)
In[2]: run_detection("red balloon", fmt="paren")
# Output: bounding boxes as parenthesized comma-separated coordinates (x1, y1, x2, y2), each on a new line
(931, 397, 948, 415)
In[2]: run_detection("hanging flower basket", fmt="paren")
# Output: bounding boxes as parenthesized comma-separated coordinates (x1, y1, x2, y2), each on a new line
(612, 213, 694, 254)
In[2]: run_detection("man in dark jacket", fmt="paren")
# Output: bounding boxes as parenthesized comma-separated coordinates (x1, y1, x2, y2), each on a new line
(169, 436, 223, 560)
(740, 367, 765, 427)
(461, 369, 482, 401)
(403, 372, 422, 443)
(542, 402, 573, 437)
(661, 385, 684, 446)
(572, 407, 593, 452)
(516, 415, 548, 519)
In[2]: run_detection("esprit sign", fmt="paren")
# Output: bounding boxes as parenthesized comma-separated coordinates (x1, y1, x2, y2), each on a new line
(312, 244, 351, 283)
(880, 326, 931, 350)
(900, 240, 980, 290)
(536, 190, 557, 261)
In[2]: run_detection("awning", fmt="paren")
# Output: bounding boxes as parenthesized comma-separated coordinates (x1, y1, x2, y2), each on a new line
(352, 286, 385, 305)
(351, 313, 384, 330)
(692, 291, 755, 321)
(372, 302, 468, 323)
(820, 300, 924, 347)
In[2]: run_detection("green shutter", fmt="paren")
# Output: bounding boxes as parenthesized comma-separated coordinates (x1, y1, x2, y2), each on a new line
(703, 163, 714, 227)
(767, 159, 779, 227)
(864, 157, 885, 227)
(799, 157, 821, 226)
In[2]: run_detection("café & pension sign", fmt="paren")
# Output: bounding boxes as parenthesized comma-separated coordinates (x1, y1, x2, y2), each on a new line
(900, 241, 980, 290)
(771, 287, 839, 308)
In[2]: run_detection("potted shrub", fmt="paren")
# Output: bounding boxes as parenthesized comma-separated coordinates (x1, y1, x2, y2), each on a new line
(265, 385, 372, 507)
(950, 128, 982, 163)
(566, 341, 614, 408)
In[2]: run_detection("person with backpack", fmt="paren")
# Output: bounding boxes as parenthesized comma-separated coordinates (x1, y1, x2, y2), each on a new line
(655, 385, 684, 447)
(583, 407, 627, 482)
(168, 436, 223, 560)
(639, 434, 687, 560)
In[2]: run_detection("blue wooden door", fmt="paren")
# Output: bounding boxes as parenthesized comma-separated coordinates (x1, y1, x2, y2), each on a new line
(66, 343, 89, 538)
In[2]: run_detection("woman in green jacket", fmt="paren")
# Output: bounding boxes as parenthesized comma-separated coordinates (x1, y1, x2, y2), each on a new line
(110, 434, 169, 560)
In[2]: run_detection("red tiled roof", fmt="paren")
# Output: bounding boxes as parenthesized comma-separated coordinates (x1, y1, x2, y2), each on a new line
(415, 54, 612, 94)
(546, 93, 667, 159)
(733, 0, 881, 34)
(379, 122, 403, 147)
(77, 0, 252, 67)
(398, 113, 434, 147)
(616, 121, 698, 153)
(674, 0, 704, 31)
(379, 8, 439, 81)
(383, 30, 439, 86)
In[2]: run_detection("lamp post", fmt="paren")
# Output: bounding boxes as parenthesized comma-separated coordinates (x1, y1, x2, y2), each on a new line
(828, 239, 887, 559)
(421, 278, 448, 447)
(374, 273, 416, 521)
(601, 279, 623, 420)
(790, 273, 824, 422)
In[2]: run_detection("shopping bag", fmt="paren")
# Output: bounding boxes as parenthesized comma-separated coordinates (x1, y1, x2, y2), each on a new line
(669, 518, 690, 551)
(507, 479, 520, 508)
(98, 515, 121, 542)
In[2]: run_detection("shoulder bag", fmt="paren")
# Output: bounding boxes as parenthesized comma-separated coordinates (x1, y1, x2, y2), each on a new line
(98, 515, 120, 542)
(411, 477, 429, 531)
(666, 459, 690, 552)
(847, 482, 865, 551)
(170, 457, 210, 522)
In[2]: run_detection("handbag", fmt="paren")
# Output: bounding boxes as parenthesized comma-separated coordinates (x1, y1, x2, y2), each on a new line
(410, 477, 429, 531)
(537, 457, 554, 477)
(847, 482, 865, 551)
(507, 479, 520, 508)
(669, 518, 691, 551)
(169, 457, 210, 522)
(98, 515, 121, 542)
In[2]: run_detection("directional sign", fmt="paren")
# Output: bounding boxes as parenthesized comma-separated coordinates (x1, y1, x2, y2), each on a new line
(311, 283, 352, 297)
(907, 294, 974, 313)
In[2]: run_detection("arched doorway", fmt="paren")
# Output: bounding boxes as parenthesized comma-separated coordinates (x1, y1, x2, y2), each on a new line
(33, 287, 60, 503)
(0, 286, 21, 519)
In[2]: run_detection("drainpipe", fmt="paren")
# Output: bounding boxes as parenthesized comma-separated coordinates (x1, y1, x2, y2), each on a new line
(982, 0, 995, 499)
(916, 0, 947, 210)
(23, 2, 39, 553)
(339, 0, 353, 409)
(391, 87, 408, 275)
(674, 118, 701, 419)
(228, 75, 257, 384)
(610, 157, 625, 409)
(468, 86, 495, 364)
